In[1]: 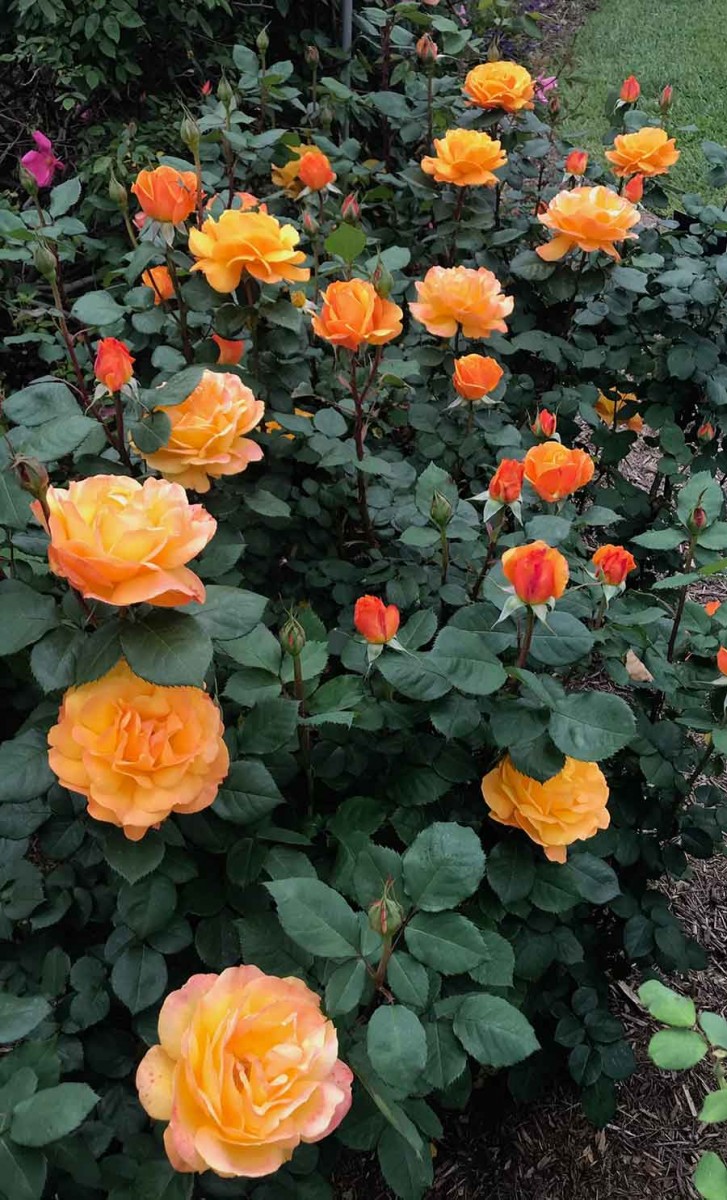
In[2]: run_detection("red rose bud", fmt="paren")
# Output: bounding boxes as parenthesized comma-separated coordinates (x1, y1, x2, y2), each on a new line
(624, 173, 644, 203)
(354, 595, 400, 644)
(531, 409, 557, 438)
(564, 150, 588, 176)
(94, 337, 134, 392)
(698, 421, 715, 443)
(659, 84, 673, 113)
(201, 80, 212, 95)
(690, 506, 707, 531)
(620, 75, 640, 103)
(302, 211, 319, 236)
(341, 192, 361, 223)
(416, 32, 438, 62)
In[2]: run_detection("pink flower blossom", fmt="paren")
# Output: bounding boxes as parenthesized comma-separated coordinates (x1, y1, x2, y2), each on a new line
(21, 131, 64, 188)
(535, 75, 558, 103)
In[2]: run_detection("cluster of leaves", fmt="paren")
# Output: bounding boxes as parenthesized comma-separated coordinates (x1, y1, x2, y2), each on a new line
(2, 8, 727, 1200)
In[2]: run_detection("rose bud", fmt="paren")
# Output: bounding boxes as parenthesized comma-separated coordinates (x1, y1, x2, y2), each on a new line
(201, 80, 212, 96)
(94, 337, 135, 393)
(354, 596, 400, 644)
(108, 169, 128, 210)
(305, 44, 320, 66)
(430, 489, 453, 529)
(564, 150, 588, 176)
(501, 541, 569, 606)
(256, 26, 269, 54)
(13, 456, 49, 502)
(280, 614, 307, 657)
(302, 210, 319, 237)
(531, 409, 557, 438)
(591, 544, 637, 587)
(489, 459, 525, 504)
(624, 173, 644, 203)
(659, 84, 673, 113)
(698, 421, 716, 443)
(341, 192, 361, 223)
(690, 506, 708, 531)
(705, 600, 721, 618)
(416, 32, 438, 62)
(620, 75, 640, 103)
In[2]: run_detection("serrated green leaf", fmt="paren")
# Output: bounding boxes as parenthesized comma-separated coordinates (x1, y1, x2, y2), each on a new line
(266, 878, 359, 958)
(453, 994, 539, 1067)
(11, 1083, 98, 1146)
(367, 1005, 427, 1091)
(402, 822, 485, 911)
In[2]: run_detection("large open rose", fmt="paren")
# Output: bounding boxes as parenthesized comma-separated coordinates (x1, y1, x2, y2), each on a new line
(463, 61, 535, 111)
(312, 279, 403, 350)
(32, 475, 215, 606)
(421, 129, 507, 187)
(189, 209, 310, 293)
(48, 661, 229, 840)
(409, 265, 513, 339)
(523, 441, 594, 502)
(606, 127, 679, 178)
(136, 966, 353, 1177)
(536, 186, 640, 261)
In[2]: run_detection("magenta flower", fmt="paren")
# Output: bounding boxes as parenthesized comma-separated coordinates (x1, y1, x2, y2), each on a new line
(21, 131, 64, 189)
(535, 75, 558, 103)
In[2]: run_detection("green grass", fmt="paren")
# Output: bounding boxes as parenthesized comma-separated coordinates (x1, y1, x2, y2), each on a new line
(559, 0, 727, 199)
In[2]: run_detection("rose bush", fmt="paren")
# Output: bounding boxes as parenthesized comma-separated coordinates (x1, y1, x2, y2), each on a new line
(2, 18, 727, 1200)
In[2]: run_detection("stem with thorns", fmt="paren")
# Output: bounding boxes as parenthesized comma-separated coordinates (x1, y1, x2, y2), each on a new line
(165, 251, 193, 363)
(516, 607, 536, 669)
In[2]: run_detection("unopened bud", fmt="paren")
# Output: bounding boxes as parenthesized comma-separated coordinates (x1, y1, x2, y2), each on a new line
(280, 614, 306, 657)
(256, 26, 269, 55)
(619, 75, 640, 104)
(19, 164, 38, 196)
(302, 211, 319, 237)
(217, 76, 233, 106)
(698, 421, 716, 444)
(659, 84, 673, 113)
(319, 104, 334, 131)
(108, 169, 128, 210)
(33, 241, 56, 281)
(430, 489, 453, 529)
(341, 192, 360, 223)
(201, 80, 212, 96)
(305, 44, 320, 66)
(690, 506, 708, 531)
(368, 886, 404, 938)
(487, 41, 501, 62)
(13, 456, 49, 502)
(180, 113, 200, 155)
(548, 95, 560, 117)
(564, 150, 588, 176)
(372, 261, 394, 299)
(290, 290, 308, 309)
(624, 173, 644, 204)
(416, 33, 438, 62)
(531, 409, 557, 438)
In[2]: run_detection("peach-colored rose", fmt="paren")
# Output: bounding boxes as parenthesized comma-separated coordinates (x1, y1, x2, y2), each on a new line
(482, 754, 610, 863)
(131, 165, 198, 224)
(605, 127, 679, 179)
(31, 475, 215, 606)
(421, 129, 507, 188)
(272, 145, 336, 196)
(142, 265, 175, 305)
(409, 265, 514, 339)
(536, 186, 640, 262)
(139, 370, 264, 493)
(189, 210, 310, 293)
(312, 279, 403, 350)
(48, 661, 228, 840)
(524, 441, 594, 502)
(136, 966, 353, 1177)
(463, 61, 535, 112)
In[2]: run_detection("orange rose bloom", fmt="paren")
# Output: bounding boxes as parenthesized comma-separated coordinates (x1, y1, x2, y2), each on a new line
(592, 544, 637, 586)
(489, 459, 525, 504)
(421, 129, 507, 188)
(482, 755, 610, 863)
(94, 338, 134, 392)
(594, 389, 643, 432)
(142, 265, 175, 305)
(463, 61, 535, 112)
(189, 210, 310, 293)
(131, 165, 198, 224)
(139, 370, 264, 494)
(501, 540, 569, 605)
(410, 265, 514, 339)
(536, 185, 640, 262)
(531, 409, 557, 438)
(31, 475, 215, 607)
(354, 596, 400, 644)
(453, 354, 504, 401)
(136, 967, 353, 1177)
(565, 150, 588, 176)
(619, 75, 640, 103)
(312, 279, 403, 350)
(212, 334, 244, 365)
(298, 148, 336, 191)
(705, 600, 721, 617)
(48, 662, 228, 840)
(718, 647, 727, 674)
(524, 441, 595, 502)
(606, 127, 679, 178)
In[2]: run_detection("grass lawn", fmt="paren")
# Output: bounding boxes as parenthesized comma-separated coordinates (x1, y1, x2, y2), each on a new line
(559, 0, 727, 199)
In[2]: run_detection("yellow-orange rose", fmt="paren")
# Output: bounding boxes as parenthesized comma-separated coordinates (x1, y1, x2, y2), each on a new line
(463, 61, 535, 112)
(421, 129, 507, 187)
(31, 475, 215, 606)
(594, 389, 643, 432)
(453, 353, 504, 400)
(131, 165, 198, 224)
(524, 441, 594, 502)
(189, 210, 310, 293)
(312, 279, 403, 350)
(139, 370, 265, 493)
(536, 186, 640, 261)
(409, 265, 514, 339)
(271, 144, 336, 197)
(48, 661, 228, 840)
(482, 754, 610, 863)
(136, 966, 353, 1177)
(605, 127, 680, 179)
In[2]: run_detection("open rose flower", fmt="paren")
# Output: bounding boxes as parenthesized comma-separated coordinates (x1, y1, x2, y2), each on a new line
(139, 370, 264, 493)
(189, 210, 309, 293)
(594, 389, 643, 432)
(592, 544, 637, 586)
(48, 661, 229, 840)
(31, 475, 215, 606)
(354, 596, 400, 644)
(21, 130, 64, 188)
(410, 265, 513, 339)
(142, 265, 175, 304)
(312, 279, 403, 350)
(131, 165, 198, 224)
(501, 541, 569, 605)
(136, 966, 353, 1177)
(524, 441, 594, 502)
(606, 127, 679, 178)
(482, 754, 610, 863)
(453, 354, 504, 401)
(421, 129, 507, 188)
(463, 61, 535, 112)
(536, 186, 640, 261)
(94, 338, 134, 392)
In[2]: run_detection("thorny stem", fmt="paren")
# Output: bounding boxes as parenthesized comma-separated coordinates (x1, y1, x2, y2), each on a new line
(426, 70, 434, 148)
(448, 187, 467, 263)
(350, 349, 383, 545)
(166, 251, 193, 363)
(123, 212, 139, 248)
(113, 391, 134, 471)
(293, 653, 314, 809)
(470, 510, 505, 600)
(373, 935, 395, 989)
(516, 607, 536, 669)
(439, 528, 449, 584)
(666, 536, 695, 662)
(49, 273, 89, 404)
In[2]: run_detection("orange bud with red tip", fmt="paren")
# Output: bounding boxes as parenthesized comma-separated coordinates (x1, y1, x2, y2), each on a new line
(565, 150, 588, 176)
(698, 421, 715, 443)
(502, 541, 569, 606)
(591, 544, 637, 587)
(94, 338, 134, 392)
(624, 173, 644, 203)
(489, 459, 525, 504)
(620, 75, 640, 103)
(354, 596, 400, 644)
(531, 409, 557, 438)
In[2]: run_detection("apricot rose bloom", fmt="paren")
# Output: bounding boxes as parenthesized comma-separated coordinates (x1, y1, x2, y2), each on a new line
(453, 354, 504, 401)
(501, 540, 569, 605)
(536, 185, 639, 262)
(606, 127, 679, 179)
(136, 966, 353, 1177)
(189, 210, 310, 293)
(489, 459, 525, 504)
(482, 754, 610, 863)
(94, 337, 134, 392)
(594, 389, 643, 432)
(592, 544, 637, 586)
(524, 441, 594, 502)
(139, 371, 264, 493)
(131, 165, 198, 224)
(354, 595, 400, 644)
(421, 129, 507, 188)
(409, 266, 514, 339)
(31, 475, 215, 606)
(312, 279, 403, 350)
(463, 61, 535, 112)
(48, 662, 229, 840)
